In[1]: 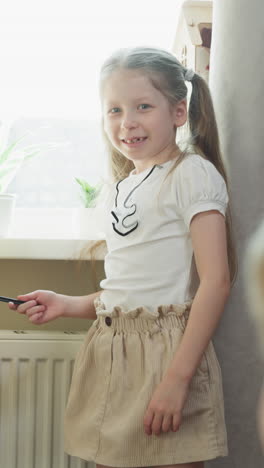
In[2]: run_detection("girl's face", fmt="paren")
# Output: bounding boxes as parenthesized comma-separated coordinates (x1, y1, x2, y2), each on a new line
(102, 69, 187, 173)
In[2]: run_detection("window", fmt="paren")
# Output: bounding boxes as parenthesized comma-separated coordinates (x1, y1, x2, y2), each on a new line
(0, 0, 184, 236)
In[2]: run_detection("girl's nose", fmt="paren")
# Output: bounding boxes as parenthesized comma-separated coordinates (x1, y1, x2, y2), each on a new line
(121, 113, 138, 129)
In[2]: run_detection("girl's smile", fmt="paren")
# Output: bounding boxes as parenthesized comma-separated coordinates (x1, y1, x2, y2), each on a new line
(121, 136, 148, 147)
(102, 69, 187, 173)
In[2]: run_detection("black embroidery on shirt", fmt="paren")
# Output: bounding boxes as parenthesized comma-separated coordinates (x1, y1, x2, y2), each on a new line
(111, 164, 162, 236)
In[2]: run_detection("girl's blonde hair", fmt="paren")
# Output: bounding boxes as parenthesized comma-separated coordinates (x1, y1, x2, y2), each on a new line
(98, 46, 237, 287)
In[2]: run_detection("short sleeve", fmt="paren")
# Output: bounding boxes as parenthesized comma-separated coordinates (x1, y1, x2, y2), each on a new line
(174, 154, 229, 229)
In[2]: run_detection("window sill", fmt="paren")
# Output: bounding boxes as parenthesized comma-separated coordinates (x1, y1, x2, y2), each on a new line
(0, 237, 107, 260)
(0, 208, 107, 260)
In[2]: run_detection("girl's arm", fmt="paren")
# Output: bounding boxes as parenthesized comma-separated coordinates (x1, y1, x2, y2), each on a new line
(168, 209, 231, 382)
(9, 290, 102, 324)
(60, 290, 102, 320)
(144, 210, 231, 435)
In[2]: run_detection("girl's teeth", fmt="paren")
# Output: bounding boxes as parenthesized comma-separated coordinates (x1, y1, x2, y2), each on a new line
(126, 137, 145, 143)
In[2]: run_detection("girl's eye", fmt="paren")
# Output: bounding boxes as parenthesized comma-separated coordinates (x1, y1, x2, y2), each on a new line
(139, 104, 150, 110)
(109, 107, 120, 114)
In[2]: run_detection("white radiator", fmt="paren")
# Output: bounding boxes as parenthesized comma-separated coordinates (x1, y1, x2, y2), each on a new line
(0, 330, 94, 468)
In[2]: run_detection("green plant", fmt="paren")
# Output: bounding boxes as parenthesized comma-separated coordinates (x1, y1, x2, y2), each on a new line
(75, 178, 101, 208)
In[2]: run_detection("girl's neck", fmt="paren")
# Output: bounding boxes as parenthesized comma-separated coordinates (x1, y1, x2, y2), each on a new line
(132, 147, 181, 175)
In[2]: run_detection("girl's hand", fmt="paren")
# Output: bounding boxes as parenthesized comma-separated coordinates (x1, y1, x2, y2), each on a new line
(8, 290, 66, 325)
(143, 369, 190, 436)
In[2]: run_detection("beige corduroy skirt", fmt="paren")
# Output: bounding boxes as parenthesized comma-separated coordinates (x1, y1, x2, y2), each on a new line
(64, 297, 228, 467)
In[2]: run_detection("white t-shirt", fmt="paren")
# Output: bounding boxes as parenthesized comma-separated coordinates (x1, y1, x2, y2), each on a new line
(99, 154, 229, 317)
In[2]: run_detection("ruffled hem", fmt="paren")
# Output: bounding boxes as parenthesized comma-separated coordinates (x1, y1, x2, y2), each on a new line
(94, 295, 193, 319)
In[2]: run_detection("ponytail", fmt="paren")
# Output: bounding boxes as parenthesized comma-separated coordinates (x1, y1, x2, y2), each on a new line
(187, 72, 238, 286)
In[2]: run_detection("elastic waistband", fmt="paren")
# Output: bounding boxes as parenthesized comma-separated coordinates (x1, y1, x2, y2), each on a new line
(93, 297, 193, 333)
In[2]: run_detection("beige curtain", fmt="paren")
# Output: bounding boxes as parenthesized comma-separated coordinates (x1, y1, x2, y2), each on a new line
(207, 0, 264, 466)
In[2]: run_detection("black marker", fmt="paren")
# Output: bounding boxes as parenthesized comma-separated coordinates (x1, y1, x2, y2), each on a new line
(0, 296, 26, 305)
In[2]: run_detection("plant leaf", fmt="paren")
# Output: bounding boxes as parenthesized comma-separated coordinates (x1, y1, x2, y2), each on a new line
(75, 177, 102, 207)
(0, 136, 25, 165)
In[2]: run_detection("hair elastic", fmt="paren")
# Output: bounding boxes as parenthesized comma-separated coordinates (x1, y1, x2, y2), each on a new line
(184, 68, 195, 82)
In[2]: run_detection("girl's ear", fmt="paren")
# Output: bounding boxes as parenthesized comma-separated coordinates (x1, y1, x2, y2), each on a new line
(173, 99, 188, 128)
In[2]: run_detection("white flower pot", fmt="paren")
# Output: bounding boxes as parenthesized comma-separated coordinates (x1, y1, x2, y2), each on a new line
(0, 193, 16, 237)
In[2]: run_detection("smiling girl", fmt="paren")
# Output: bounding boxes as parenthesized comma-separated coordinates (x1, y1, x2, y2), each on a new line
(9, 47, 237, 468)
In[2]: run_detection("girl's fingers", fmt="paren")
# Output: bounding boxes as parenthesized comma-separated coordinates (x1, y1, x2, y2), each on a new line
(8, 293, 39, 311)
(145, 409, 181, 435)
(25, 305, 46, 317)
(16, 300, 38, 314)
(17, 291, 40, 302)
(8, 290, 50, 325)
(151, 413, 163, 436)
(29, 312, 44, 323)
(172, 413, 181, 432)
(143, 408, 154, 435)
(161, 414, 173, 433)
(15, 302, 46, 322)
